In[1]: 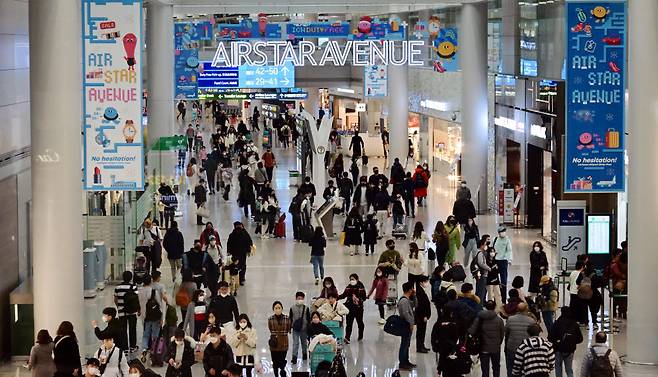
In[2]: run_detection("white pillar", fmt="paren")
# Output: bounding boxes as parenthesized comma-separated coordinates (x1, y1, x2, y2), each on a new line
(147, 2, 175, 145)
(388, 64, 409, 166)
(627, 0, 658, 364)
(460, 2, 488, 208)
(29, 0, 84, 336)
(304, 87, 319, 120)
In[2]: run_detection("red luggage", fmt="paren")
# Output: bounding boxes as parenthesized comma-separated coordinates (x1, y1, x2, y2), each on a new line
(274, 214, 286, 238)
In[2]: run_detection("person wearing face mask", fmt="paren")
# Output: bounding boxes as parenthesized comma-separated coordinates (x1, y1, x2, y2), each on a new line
(199, 222, 220, 248)
(202, 326, 235, 377)
(492, 226, 514, 302)
(411, 165, 429, 207)
(94, 335, 129, 377)
(397, 282, 417, 370)
(368, 267, 389, 324)
(182, 241, 210, 289)
(227, 314, 257, 377)
(486, 241, 503, 309)
(182, 290, 207, 340)
(165, 329, 195, 377)
(307, 311, 334, 340)
(92, 308, 128, 353)
(268, 301, 292, 377)
(312, 277, 339, 311)
(83, 359, 101, 377)
(352, 177, 370, 217)
(289, 292, 311, 363)
(472, 235, 493, 303)
(456, 180, 472, 201)
(415, 275, 432, 354)
(528, 241, 549, 298)
(339, 274, 367, 344)
(444, 216, 461, 265)
(127, 360, 159, 377)
(462, 218, 480, 268)
(199, 312, 219, 343)
(317, 292, 349, 323)
(194, 179, 208, 226)
(204, 235, 222, 297)
(208, 281, 240, 327)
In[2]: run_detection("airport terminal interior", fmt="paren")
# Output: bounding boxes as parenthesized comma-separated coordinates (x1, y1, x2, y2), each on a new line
(1, 0, 657, 376)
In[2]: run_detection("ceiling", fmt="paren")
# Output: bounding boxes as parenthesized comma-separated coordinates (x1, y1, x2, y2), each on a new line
(165, 0, 475, 16)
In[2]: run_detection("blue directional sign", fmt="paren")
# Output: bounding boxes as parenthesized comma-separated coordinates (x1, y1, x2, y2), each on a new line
(198, 62, 294, 89)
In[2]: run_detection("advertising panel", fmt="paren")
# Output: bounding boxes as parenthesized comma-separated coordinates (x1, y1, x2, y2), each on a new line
(175, 22, 200, 99)
(216, 15, 282, 40)
(565, 1, 625, 192)
(364, 64, 387, 97)
(285, 22, 351, 39)
(198, 62, 294, 89)
(82, 0, 143, 190)
(557, 200, 587, 265)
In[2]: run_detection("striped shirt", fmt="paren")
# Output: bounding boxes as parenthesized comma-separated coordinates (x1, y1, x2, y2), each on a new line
(512, 336, 555, 377)
(114, 283, 138, 316)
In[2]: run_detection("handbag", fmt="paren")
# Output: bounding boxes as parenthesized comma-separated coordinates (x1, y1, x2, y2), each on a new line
(196, 205, 210, 218)
(383, 315, 409, 337)
(268, 334, 278, 348)
(339, 231, 346, 246)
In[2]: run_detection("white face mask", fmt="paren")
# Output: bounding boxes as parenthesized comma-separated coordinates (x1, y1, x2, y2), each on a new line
(87, 367, 99, 376)
(220, 292, 229, 297)
(208, 337, 219, 344)
(129, 373, 140, 377)
(499, 232, 506, 237)
(239, 322, 248, 329)
(376, 272, 382, 277)
(533, 246, 540, 252)
(175, 340, 184, 346)
(208, 316, 215, 324)
(349, 280, 357, 286)
(296, 299, 304, 305)
(198, 295, 206, 301)
(324, 284, 331, 288)
(102, 316, 109, 323)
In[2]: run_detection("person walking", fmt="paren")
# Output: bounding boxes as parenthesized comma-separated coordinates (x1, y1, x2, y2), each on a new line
(411, 165, 429, 207)
(402, 172, 415, 218)
(433, 221, 450, 268)
(406, 243, 424, 284)
(309, 227, 326, 284)
(343, 207, 363, 256)
(208, 282, 240, 327)
(163, 220, 185, 283)
(138, 275, 165, 353)
(397, 282, 416, 371)
(529, 241, 549, 298)
(227, 314, 257, 377)
(261, 148, 276, 182)
(94, 334, 130, 377)
(194, 179, 208, 226)
(548, 307, 583, 377)
(349, 131, 365, 159)
(238, 170, 256, 218)
(289, 292, 311, 364)
(288, 191, 304, 242)
(53, 322, 81, 377)
(338, 172, 354, 215)
(268, 301, 292, 377)
(486, 242, 503, 309)
(472, 236, 492, 303)
(462, 218, 480, 267)
(362, 213, 379, 256)
(431, 308, 466, 377)
(28, 330, 56, 377)
(340, 274, 367, 344)
(456, 180, 471, 201)
(202, 326, 234, 377)
(114, 271, 139, 354)
(452, 196, 476, 228)
(492, 227, 513, 302)
(445, 216, 461, 265)
(165, 329, 195, 377)
(511, 324, 555, 377)
(415, 275, 432, 353)
(469, 300, 505, 377)
(538, 276, 559, 330)
(352, 176, 370, 217)
(367, 267, 389, 325)
(226, 221, 253, 285)
(504, 303, 538, 377)
(580, 331, 624, 377)
(377, 239, 404, 277)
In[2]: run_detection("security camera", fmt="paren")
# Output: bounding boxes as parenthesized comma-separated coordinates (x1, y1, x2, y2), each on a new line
(451, 112, 457, 121)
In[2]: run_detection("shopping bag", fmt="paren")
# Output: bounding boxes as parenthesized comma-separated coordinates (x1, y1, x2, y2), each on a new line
(339, 232, 346, 246)
(196, 204, 210, 218)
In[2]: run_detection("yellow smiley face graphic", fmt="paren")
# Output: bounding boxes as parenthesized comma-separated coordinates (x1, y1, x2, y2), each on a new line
(591, 6, 608, 20)
(437, 41, 457, 59)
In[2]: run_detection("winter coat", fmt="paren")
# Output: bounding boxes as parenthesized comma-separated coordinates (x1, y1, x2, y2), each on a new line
(208, 294, 240, 325)
(226, 327, 257, 365)
(94, 318, 127, 351)
(267, 314, 292, 352)
(469, 309, 505, 354)
(580, 344, 624, 377)
(368, 276, 389, 302)
(445, 225, 461, 264)
(199, 229, 220, 248)
(362, 218, 378, 244)
(202, 340, 234, 375)
(318, 301, 350, 322)
(163, 228, 185, 260)
(411, 168, 429, 198)
(452, 198, 476, 225)
(343, 214, 363, 246)
(29, 342, 56, 377)
(226, 229, 253, 259)
(53, 336, 81, 377)
(339, 281, 367, 310)
(238, 174, 256, 204)
(371, 189, 390, 211)
(165, 339, 195, 377)
(194, 184, 207, 205)
(548, 315, 583, 354)
(529, 250, 549, 293)
(378, 249, 404, 275)
(309, 235, 326, 256)
(505, 313, 537, 353)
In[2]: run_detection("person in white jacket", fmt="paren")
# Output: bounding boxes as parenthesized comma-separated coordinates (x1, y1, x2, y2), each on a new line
(227, 314, 258, 377)
(95, 335, 129, 377)
(318, 293, 349, 322)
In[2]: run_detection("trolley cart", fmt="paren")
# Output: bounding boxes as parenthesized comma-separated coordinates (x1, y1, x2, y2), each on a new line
(391, 222, 408, 240)
(310, 343, 336, 375)
(321, 320, 344, 345)
(386, 273, 399, 306)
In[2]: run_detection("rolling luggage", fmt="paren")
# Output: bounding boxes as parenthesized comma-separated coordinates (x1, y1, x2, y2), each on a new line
(391, 222, 408, 240)
(133, 254, 149, 285)
(274, 214, 286, 238)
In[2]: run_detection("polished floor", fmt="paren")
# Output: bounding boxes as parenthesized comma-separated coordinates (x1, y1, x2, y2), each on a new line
(2, 143, 656, 376)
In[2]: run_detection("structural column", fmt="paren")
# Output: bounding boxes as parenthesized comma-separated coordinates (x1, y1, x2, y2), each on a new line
(304, 87, 320, 120)
(147, 1, 175, 145)
(460, 1, 488, 209)
(29, 0, 84, 335)
(627, 0, 658, 364)
(387, 62, 409, 166)
(500, 0, 520, 75)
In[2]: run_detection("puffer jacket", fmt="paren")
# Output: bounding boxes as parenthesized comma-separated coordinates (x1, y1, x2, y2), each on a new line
(469, 309, 504, 354)
(505, 313, 537, 353)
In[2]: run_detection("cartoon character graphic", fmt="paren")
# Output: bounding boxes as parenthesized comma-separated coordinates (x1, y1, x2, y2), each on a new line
(413, 21, 427, 39)
(353, 16, 373, 38)
(591, 6, 610, 22)
(122, 33, 137, 71)
(258, 13, 268, 37)
(433, 29, 458, 60)
(95, 129, 110, 147)
(123, 120, 137, 143)
(103, 107, 119, 121)
(428, 16, 440, 41)
(577, 132, 595, 150)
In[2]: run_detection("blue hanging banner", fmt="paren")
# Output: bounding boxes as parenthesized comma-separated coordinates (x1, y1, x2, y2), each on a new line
(565, 1, 625, 192)
(195, 21, 213, 41)
(216, 15, 282, 40)
(174, 22, 200, 99)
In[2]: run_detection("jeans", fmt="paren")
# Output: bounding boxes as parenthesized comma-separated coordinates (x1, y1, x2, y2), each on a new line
(497, 260, 509, 302)
(291, 330, 308, 359)
(404, 198, 415, 217)
(169, 258, 182, 282)
(463, 238, 477, 267)
(555, 351, 574, 377)
(480, 352, 501, 377)
(142, 320, 161, 350)
(476, 277, 488, 303)
(311, 255, 324, 279)
(543, 310, 555, 331)
(505, 350, 515, 377)
(393, 214, 403, 227)
(399, 330, 412, 365)
(376, 210, 388, 234)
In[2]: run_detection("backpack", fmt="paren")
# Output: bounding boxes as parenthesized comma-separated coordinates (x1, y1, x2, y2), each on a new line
(589, 348, 614, 377)
(145, 289, 162, 322)
(432, 283, 451, 309)
(470, 251, 482, 277)
(175, 286, 191, 307)
(414, 173, 427, 188)
(288, 196, 302, 215)
(578, 276, 594, 299)
(427, 247, 436, 261)
(186, 164, 194, 177)
(124, 288, 140, 314)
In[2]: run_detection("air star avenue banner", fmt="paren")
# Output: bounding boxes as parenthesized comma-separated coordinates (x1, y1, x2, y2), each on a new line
(82, 0, 143, 190)
(565, 1, 625, 192)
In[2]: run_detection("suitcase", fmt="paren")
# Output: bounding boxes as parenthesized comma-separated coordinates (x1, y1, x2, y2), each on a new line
(301, 224, 314, 243)
(274, 214, 286, 238)
(391, 223, 408, 240)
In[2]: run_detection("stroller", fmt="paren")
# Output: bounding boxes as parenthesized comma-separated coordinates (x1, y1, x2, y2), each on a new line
(133, 252, 149, 285)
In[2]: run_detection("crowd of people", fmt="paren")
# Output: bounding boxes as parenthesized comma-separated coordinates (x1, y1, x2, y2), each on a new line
(26, 102, 628, 377)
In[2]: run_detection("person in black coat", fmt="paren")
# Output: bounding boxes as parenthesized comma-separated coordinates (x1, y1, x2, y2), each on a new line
(343, 207, 363, 256)
(202, 327, 235, 376)
(163, 221, 185, 283)
(165, 329, 195, 377)
(431, 310, 464, 377)
(53, 322, 81, 377)
(401, 172, 415, 218)
(194, 179, 207, 225)
(205, 149, 220, 195)
(209, 282, 240, 326)
(415, 276, 432, 353)
(452, 197, 476, 226)
(92, 307, 128, 352)
(547, 306, 583, 377)
(183, 241, 208, 289)
(528, 241, 549, 294)
(226, 222, 253, 284)
(238, 170, 256, 217)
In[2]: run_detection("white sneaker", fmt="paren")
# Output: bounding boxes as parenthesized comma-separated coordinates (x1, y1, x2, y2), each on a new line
(378, 318, 386, 325)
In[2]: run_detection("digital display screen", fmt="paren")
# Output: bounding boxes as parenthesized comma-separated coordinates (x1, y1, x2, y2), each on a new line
(587, 215, 611, 255)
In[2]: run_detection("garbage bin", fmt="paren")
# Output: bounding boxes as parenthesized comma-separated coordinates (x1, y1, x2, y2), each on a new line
(83, 247, 97, 298)
(10, 280, 33, 359)
(289, 170, 301, 187)
(94, 241, 107, 290)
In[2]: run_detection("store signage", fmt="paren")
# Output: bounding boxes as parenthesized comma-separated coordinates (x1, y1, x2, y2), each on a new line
(495, 116, 525, 133)
(356, 103, 366, 112)
(565, 1, 625, 192)
(364, 64, 387, 97)
(530, 124, 547, 139)
(175, 22, 200, 99)
(286, 22, 351, 38)
(82, 0, 144, 191)
(211, 40, 425, 67)
(216, 15, 282, 40)
(557, 200, 586, 265)
(432, 28, 459, 73)
(198, 61, 294, 89)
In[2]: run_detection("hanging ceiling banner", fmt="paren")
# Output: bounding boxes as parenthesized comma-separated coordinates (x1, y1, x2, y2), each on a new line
(175, 22, 200, 99)
(565, 1, 625, 192)
(216, 14, 282, 40)
(286, 22, 351, 39)
(82, 0, 144, 191)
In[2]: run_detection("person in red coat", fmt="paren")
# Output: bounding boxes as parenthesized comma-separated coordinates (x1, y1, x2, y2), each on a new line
(411, 165, 429, 206)
(367, 267, 389, 324)
(199, 222, 220, 247)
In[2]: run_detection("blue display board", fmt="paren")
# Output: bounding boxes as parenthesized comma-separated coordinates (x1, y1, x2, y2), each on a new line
(565, 1, 625, 192)
(216, 17, 282, 40)
(174, 22, 200, 99)
(431, 28, 459, 73)
(198, 62, 294, 89)
(195, 21, 213, 41)
(286, 22, 351, 38)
